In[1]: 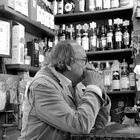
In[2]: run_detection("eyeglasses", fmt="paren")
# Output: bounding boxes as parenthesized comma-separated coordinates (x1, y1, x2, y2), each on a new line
(75, 57, 88, 65)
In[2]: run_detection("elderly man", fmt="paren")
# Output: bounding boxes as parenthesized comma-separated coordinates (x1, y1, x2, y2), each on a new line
(18, 40, 111, 140)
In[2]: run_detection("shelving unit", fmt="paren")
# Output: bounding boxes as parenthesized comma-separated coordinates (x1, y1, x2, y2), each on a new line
(55, 6, 133, 24)
(0, 5, 55, 38)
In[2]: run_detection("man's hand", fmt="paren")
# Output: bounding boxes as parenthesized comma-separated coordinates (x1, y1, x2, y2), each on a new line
(82, 68, 104, 89)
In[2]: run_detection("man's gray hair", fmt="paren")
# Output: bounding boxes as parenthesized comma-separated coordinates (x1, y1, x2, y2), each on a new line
(49, 40, 77, 73)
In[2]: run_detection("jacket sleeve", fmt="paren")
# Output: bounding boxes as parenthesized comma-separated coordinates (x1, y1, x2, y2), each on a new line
(94, 92, 111, 130)
(29, 77, 102, 134)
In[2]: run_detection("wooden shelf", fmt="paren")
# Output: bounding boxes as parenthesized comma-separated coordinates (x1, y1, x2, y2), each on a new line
(6, 64, 40, 73)
(55, 6, 133, 24)
(86, 48, 133, 61)
(107, 90, 136, 95)
(0, 5, 55, 38)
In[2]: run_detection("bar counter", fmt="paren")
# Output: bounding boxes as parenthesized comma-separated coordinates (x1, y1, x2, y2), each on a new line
(70, 123, 140, 140)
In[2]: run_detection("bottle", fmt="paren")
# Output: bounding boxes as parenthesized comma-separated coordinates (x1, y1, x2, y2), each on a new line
(78, 0, 85, 12)
(75, 24, 82, 46)
(111, 60, 120, 91)
(89, 22, 97, 51)
(64, 0, 75, 14)
(123, 20, 130, 49)
(59, 24, 66, 41)
(100, 25, 107, 51)
(52, 0, 58, 15)
(106, 19, 114, 50)
(57, 0, 64, 14)
(82, 23, 89, 51)
(120, 59, 129, 90)
(68, 24, 75, 40)
(86, 0, 96, 12)
(129, 64, 136, 90)
(104, 61, 112, 91)
(95, 0, 102, 11)
(96, 26, 102, 51)
(114, 19, 122, 49)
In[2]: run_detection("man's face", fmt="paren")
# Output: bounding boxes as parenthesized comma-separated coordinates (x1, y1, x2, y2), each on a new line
(70, 43, 87, 85)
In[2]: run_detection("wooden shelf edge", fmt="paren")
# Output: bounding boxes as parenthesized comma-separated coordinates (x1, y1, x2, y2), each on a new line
(55, 6, 133, 18)
(86, 48, 133, 56)
(6, 64, 40, 73)
(107, 90, 136, 95)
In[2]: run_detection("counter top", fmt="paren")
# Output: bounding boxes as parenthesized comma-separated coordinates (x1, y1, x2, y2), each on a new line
(71, 123, 140, 139)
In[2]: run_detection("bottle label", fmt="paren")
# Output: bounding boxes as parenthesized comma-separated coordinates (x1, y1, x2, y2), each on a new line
(123, 32, 129, 45)
(115, 31, 122, 42)
(112, 71, 120, 90)
(101, 37, 107, 48)
(120, 76, 129, 89)
(112, 80, 120, 90)
(90, 36, 97, 47)
(107, 33, 113, 43)
(60, 35, 66, 41)
(129, 73, 135, 87)
(82, 36, 89, 51)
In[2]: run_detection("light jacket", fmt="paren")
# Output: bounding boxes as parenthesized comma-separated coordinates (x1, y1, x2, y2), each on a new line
(18, 65, 111, 140)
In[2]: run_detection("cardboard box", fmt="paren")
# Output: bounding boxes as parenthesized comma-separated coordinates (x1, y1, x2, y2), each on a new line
(12, 23, 25, 46)
(15, 0, 28, 16)
(11, 43, 25, 64)
(28, 0, 37, 21)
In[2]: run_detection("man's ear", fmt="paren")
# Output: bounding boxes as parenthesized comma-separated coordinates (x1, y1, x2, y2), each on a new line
(66, 65, 72, 71)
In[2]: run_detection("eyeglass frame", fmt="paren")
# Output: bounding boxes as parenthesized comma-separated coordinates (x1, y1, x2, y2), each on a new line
(74, 57, 88, 65)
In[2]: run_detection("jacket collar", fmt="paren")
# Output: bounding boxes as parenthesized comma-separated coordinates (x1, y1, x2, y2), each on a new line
(39, 65, 74, 99)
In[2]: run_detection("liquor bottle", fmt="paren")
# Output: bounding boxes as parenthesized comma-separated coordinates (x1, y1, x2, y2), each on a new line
(57, 0, 64, 14)
(75, 24, 82, 46)
(104, 61, 112, 91)
(89, 22, 97, 51)
(106, 19, 114, 50)
(114, 19, 122, 49)
(96, 26, 102, 51)
(64, 0, 75, 14)
(129, 63, 136, 90)
(81, 23, 89, 51)
(103, 0, 111, 10)
(120, 59, 130, 90)
(54, 25, 59, 45)
(95, 0, 102, 11)
(111, 60, 120, 91)
(100, 25, 107, 51)
(52, 0, 58, 15)
(123, 20, 130, 49)
(78, 0, 85, 12)
(68, 24, 75, 40)
(86, 0, 96, 12)
(59, 24, 66, 41)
